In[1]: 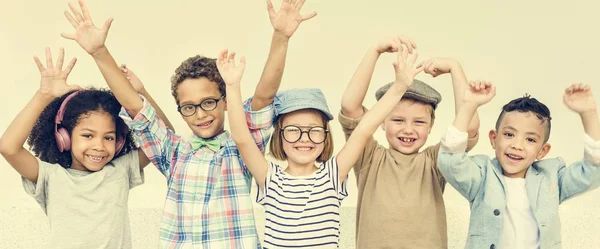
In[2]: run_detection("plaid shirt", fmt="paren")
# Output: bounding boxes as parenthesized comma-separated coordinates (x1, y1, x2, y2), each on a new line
(119, 96, 275, 249)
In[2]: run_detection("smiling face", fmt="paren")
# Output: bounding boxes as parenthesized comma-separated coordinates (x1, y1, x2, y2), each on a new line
(279, 109, 328, 168)
(69, 111, 118, 171)
(381, 99, 434, 154)
(490, 111, 551, 178)
(176, 78, 226, 139)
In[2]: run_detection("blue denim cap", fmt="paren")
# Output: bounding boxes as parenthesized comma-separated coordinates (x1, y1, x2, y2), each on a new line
(375, 79, 442, 110)
(274, 88, 334, 120)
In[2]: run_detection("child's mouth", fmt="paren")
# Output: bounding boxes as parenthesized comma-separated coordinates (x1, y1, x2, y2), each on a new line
(398, 137, 416, 146)
(86, 155, 105, 163)
(294, 146, 314, 153)
(196, 120, 213, 129)
(505, 153, 524, 163)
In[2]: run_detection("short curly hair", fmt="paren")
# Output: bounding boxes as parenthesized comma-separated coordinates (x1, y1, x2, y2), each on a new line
(170, 55, 226, 105)
(495, 94, 552, 143)
(27, 88, 136, 168)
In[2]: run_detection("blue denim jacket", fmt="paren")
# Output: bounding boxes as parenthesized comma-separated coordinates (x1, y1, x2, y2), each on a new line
(438, 130, 600, 249)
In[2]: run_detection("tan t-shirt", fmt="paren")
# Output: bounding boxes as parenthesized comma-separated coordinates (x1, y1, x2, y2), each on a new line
(339, 111, 476, 249)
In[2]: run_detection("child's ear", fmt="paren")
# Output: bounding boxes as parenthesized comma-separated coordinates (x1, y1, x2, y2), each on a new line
(380, 122, 386, 131)
(223, 99, 227, 111)
(536, 143, 551, 159)
(488, 129, 497, 149)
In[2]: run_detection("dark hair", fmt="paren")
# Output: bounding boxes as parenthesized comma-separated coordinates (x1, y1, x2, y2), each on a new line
(27, 88, 136, 168)
(495, 94, 552, 142)
(170, 55, 226, 105)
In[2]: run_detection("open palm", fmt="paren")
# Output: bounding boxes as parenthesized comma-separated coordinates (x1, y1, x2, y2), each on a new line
(216, 50, 246, 87)
(464, 80, 496, 106)
(61, 0, 113, 55)
(34, 48, 81, 98)
(393, 48, 423, 89)
(563, 84, 596, 114)
(267, 0, 316, 38)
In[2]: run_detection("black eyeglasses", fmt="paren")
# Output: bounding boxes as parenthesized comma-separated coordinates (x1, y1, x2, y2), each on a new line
(177, 96, 225, 117)
(280, 125, 328, 144)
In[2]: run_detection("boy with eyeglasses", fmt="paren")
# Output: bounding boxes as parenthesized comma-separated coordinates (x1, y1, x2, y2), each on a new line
(114, 1, 317, 247)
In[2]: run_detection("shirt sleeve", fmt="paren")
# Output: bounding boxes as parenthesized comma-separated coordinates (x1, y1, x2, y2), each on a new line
(438, 125, 487, 202)
(119, 95, 182, 178)
(557, 133, 600, 202)
(243, 97, 276, 154)
(328, 156, 349, 200)
(256, 162, 278, 205)
(22, 159, 52, 213)
(338, 109, 379, 177)
(111, 150, 145, 189)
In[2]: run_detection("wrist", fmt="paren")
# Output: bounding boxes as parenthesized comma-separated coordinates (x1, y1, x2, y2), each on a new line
(272, 32, 291, 43)
(35, 90, 57, 103)
(90, 46, 109, 59)
(580, 109, 599, 119)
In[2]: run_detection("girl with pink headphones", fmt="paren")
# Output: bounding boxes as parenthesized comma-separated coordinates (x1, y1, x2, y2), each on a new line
(0, 47, 171, 249)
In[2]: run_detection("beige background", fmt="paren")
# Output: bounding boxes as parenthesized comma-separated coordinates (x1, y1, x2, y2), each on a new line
(1, 0, 599, 248)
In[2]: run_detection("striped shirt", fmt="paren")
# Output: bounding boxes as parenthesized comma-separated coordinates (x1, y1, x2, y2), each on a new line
(257, 157, 348, 248)
(119, 96, 275, 249)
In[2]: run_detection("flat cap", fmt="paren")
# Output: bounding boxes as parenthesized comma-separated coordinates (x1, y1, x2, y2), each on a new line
(375, 79, 442, 109)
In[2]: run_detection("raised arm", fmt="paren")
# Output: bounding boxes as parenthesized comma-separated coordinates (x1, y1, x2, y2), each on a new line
(336, 47, 422, 182)
(420, 58, 480, 140)
(61, 0, 142, 116)
(0, 48, 80, 182)
(341, 35, 417, 118)
(119, 64, 176, 169)
(436, 81, 495, 201)
(251, 0, 317, 110)
(218, 50, 270, 188)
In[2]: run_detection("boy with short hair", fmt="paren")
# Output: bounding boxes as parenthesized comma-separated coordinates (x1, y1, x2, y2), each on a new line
(438, 82, 600, 249)
(61, 0, 317, 247)
(338, 36, 481, 248)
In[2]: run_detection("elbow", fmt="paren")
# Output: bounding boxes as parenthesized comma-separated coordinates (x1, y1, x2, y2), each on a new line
(0, 139, 18, 156)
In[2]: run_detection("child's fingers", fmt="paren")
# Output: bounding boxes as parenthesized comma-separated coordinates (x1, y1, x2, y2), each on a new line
(45, 47, 54, 69)
(295, 0, 305, 9)
(101, 18, 114, 33)
(68, 2, 84, 23)
(56, 48, 65, 70)
(78, 0, 93, 22)
(408, 52, 418, 66)
(64, 11, 79, 28)
(228, 52, 236, 62)
(33, 56, 45, 72)
(300, 11, 317, 22)
(218, 49, 228, 62)
(401, 44, 408, 60)
(61, 32, 77, 41)
(266, 0, 276, 18)
(63, 57, 78, 76)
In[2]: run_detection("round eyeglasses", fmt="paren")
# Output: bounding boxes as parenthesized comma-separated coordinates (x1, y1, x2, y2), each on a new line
(280, 125, 328, 144)
(177, 96, 225, 117)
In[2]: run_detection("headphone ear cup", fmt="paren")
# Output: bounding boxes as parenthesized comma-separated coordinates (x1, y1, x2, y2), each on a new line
(55, 128, 71, 152)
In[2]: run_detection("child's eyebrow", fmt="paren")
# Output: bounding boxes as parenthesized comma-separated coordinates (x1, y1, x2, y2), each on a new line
(80, 128, 116, 134)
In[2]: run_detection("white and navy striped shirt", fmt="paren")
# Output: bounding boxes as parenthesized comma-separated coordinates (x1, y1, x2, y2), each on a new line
(257, 157, 348, 249)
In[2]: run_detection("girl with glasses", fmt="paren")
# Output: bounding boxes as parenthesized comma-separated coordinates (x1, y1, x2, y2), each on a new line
(217, 41, 422, 248)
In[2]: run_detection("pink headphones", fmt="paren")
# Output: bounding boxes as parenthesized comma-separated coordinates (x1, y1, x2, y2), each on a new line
(54, 91, 126, 154)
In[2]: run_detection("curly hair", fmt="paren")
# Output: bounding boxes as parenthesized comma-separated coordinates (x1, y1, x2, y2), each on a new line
(27, 88, 136, 168)
(170, 55, 226, 105)
(495, 94, 552, 142)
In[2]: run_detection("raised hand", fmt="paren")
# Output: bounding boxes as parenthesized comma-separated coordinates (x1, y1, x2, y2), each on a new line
(418, 57, 459, 78)
(120, 64, 145, 93)
(563, 83, 597, 114)
(216, 50, 246, 87)
(34, 47, 81, 98)
(375, 35, 417, 54)
(267, 0, 316, 38)
(393, 46, 423, 89)
(463, 80, 496, 106)
(61, 0, 113, 55)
